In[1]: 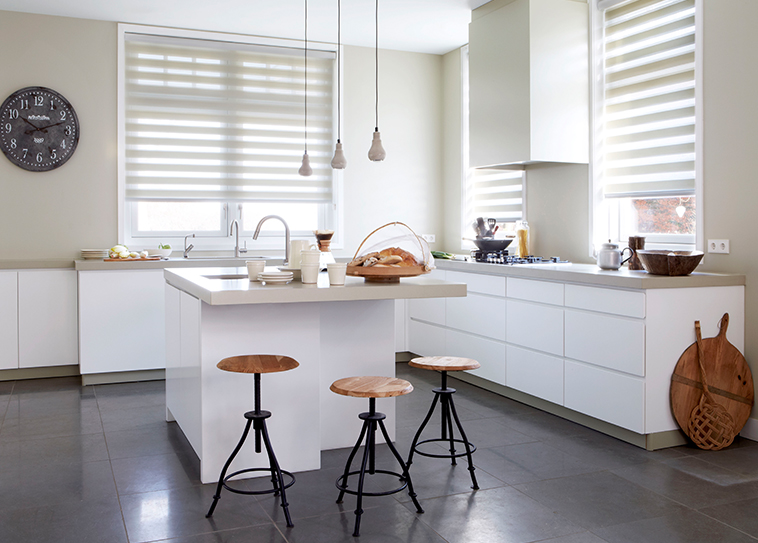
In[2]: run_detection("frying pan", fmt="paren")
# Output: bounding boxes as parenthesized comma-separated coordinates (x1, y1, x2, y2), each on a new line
(464, 237, 513, 252)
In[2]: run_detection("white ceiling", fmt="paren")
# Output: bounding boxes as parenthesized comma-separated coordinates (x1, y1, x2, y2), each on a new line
(0, 0, 491, 55)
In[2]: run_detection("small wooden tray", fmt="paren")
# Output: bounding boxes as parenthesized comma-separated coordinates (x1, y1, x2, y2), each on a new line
(346, 265, 428, 283)
(104, 256, 162, 261)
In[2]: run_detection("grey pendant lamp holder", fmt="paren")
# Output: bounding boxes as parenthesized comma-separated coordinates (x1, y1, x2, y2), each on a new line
(368, 0, 386, 161)
(331, 0, 347, 169)
(299, 0, 313, 176)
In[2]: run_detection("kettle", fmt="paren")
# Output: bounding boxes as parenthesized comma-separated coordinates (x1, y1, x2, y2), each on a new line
(597, 240, 633, 270)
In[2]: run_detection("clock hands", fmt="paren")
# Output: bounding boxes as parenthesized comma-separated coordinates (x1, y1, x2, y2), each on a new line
(34, 121, 66, 132)
(22, 117, 45, 134)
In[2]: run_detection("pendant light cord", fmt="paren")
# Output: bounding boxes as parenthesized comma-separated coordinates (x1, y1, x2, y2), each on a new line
(337, 0, 341, 143)
(304, 0, 308, 152)
(375, 0, 379, 130)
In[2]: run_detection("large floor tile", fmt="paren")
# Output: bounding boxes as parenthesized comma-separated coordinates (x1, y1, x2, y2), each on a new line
(0, 404, 103, 441)
(404, 485, 584, 543)
(100, 402, 168, 432)
(95, 380, 166, 412)
(156, 524, 287, 543)
(593, 508, 758, 543)
(112, 452, 202, 495)
(0, 432, 109, 471)
(700, 495, 758, 538)
(514, 471, 688, 530)
(10, 376, 88, 394)
(105, 421, 196, 460)
(498, 410, 599, 443)
(0, 495, 127, 543)
(120, 485, 271, 543)
(541, 429, 653, 471)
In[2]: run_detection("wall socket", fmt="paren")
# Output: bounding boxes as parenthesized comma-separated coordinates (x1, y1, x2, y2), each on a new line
(421, 234, 435, 243)
(707, 239, 730, 254)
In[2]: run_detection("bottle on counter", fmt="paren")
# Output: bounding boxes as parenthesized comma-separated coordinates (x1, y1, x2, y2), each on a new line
(516, 220, 530, 258)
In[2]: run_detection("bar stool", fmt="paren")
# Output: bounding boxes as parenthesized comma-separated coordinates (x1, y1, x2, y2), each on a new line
(406, 356, 481, 490)
(206, 354, 298, 527)
(330, 376, 424, 537)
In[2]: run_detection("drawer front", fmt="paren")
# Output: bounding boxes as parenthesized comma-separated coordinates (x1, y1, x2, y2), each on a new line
(408, 297, 446, 326)
(506, 300, 563, 356)
(564, 360, 644, 433)
(506, 344, 564, 404)
(446, 293, 506, 341)
(408, 320, 446, 358)
(565, 310, 645, 376)
(565, 284, 645, 318)
(446, 328, 506, 385)
(507, 277, 564, 306)
(0, 271, 18, 370)
(445, 270, 506, 297)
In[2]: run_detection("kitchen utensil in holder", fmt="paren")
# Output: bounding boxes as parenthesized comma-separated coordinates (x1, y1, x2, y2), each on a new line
(347, 222, 434, 282)
(687, 321, 737, 450)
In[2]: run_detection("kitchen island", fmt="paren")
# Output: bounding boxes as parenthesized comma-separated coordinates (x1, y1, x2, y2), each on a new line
(164, 266, 465, 483)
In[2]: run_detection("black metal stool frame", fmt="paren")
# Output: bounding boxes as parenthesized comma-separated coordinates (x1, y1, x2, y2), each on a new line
(336, 397, 424, 537)
(206, 372, 295, 527)
(406, 370, 479, 490)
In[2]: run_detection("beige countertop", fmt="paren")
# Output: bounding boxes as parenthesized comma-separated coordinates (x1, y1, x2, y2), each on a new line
(0, 259, 76, 269)
(435, 259, 745, 289)
(165, 266, 466, 305)
(74, 256, 281, 271)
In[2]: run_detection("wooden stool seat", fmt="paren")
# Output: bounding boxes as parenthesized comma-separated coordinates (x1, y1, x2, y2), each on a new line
(330, 376, 413, 398)
(217, 354, 299, 374)
(409, 356, 480, 372)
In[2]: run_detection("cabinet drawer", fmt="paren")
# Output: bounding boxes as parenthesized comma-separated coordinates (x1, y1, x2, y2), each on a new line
(565, 284, 645, 318)
(446, 328, 506, 385)
(565, 310, 645, 376)
(408, 297, 446, 326)
(0, 271, 18, 371)
(447, 293, 506, 341)
(506, 300, 563, 356)
(507, 277, 564, 305)
(506, 344, 563, 404)
(446, 270, 506, 297)
(408, 320, 446, 358)
(564, 360, 644, 433)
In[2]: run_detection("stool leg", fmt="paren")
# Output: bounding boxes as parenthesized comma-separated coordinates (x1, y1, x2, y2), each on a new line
(258, 418, 294, 527)
(378, 419, 424, 515)
(352, 419, 375, 537)
(206, 417, 253, 517)
(447, 394, 479, 490)
(337, 419, 370, 504)
(441, 394, 458, 465)
(406, 393, 440, 469)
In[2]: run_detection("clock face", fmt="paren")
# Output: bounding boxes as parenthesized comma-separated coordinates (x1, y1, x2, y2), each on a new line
(0, 87, 80, 172)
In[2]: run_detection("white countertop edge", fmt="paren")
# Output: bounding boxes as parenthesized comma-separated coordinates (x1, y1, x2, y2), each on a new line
(435, 260, 745, 289)
(165, 266, 467, 305)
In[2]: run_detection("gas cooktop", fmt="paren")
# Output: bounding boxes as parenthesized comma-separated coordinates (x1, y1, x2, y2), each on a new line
(469, 250, 570, 265)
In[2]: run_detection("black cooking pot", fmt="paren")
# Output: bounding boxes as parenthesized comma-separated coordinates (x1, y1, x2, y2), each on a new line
(470, 238, 513, 252)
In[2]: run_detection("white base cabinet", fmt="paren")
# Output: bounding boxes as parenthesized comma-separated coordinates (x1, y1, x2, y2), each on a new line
(0, 272, 18, 370)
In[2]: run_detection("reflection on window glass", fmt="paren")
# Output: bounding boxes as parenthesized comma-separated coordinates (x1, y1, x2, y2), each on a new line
(241, 203, 318, 232)
(136, 202, 223, 231)
(620, 197, 696, 236)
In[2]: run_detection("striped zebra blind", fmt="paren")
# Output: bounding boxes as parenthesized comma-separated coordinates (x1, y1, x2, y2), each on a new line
(600, 0, 696, 198)
(123, 33, 335, 202)
(468, 168, 524, 222)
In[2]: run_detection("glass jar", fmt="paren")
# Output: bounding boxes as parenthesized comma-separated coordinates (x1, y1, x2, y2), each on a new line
(516, 220, 530, 258)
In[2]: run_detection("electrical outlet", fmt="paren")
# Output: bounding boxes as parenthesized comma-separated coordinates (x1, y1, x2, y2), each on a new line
(707, 239, 730, 254)
(421, 234, 435, 243)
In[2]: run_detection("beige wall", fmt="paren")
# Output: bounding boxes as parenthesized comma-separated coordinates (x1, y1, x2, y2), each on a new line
(441, 48, 464, 253)
(0, 11, 444, 261)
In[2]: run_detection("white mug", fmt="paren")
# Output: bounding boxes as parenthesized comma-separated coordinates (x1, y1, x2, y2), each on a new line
(300, 249, 321, 266)
(327, 262, 347, 286)
(301, 263, 319, 284)
(289, 240, 311, 269)
(246, 260, 265, 280)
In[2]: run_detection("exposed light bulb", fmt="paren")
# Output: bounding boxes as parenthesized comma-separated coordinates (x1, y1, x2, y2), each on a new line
(299, 151, 313, 176)
(676, 204, 686, 217)
(331, 141, 347, 169)
(368, 129, 386, 161)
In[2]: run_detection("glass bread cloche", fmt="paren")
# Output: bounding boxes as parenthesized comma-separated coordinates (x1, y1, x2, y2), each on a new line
(347, 222, 435, 282)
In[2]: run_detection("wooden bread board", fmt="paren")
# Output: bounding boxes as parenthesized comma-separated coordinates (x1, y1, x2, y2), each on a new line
(671, 313, 754, 439)
(346, 265, 428, 283)
(104, 256, 162, 261)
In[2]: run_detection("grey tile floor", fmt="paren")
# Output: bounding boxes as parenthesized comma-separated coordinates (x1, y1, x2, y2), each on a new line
(2, 365, 758, 542)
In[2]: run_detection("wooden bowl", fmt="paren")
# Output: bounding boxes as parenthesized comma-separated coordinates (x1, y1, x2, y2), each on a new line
(636, 250, 704, 276)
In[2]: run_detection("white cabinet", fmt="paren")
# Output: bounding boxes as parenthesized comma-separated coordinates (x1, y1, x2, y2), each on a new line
(0, 272, 18, 371)
(79, 269, 166, 375)
(447, 328, 506, 385)
(506, 299, 563, 356)
(565, 310, 645, 376)
(17, 270, 78, 368)
(447, 293, 506, 341)
(506, 344, 563, 404)
(408, 319, 446, 359)
(469, 0, 588, 167)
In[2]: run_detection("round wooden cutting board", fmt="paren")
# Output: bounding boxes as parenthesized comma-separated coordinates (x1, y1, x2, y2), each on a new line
(671, 314, 754, 438)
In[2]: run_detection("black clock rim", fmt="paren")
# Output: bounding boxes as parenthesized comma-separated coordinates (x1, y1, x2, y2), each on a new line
(0, 86, 80, 172)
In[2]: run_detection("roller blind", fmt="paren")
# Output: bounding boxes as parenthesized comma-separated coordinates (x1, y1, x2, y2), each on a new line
(600, 0, 696, 198)
(124, 33, 335, 202)
(469, 168, 524, 222)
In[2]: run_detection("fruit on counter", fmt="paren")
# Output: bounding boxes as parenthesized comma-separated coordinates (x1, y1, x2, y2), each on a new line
(159, 243, 171, 249)
(140, 250, 149, 258)
(431, 251, 455, 260)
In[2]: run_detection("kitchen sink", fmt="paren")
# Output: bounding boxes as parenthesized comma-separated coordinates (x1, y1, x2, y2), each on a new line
(184, 255, 266, 260)
(202, 274, 249, 280)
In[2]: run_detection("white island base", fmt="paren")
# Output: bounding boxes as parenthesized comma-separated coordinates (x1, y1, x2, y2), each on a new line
(164, 269, 465, 484)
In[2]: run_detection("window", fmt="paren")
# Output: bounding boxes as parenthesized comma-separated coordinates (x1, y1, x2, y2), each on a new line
(591, 0, 701, 251)
(118, 25, 338, 250)
(461, 45, 525, 248)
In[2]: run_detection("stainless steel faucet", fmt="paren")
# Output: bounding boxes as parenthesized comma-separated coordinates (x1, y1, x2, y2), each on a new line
(183, 233, 196, 258)
(253, 215, 290, 266)
(230, 219, 247, 257)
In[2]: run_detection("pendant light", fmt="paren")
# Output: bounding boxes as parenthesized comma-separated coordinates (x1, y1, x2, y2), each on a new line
(331, 0, 347, 169)
(299, 0, 313, 176)
(367, 0, 386, 161)
(675, 197, 687, 218)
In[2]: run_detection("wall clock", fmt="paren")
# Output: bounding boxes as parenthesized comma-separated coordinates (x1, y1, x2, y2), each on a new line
(0, 86, 80, 172)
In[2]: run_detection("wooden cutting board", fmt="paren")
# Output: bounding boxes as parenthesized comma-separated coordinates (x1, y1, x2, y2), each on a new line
(671, 313, 754, 437)
(104, 256, 161, 261)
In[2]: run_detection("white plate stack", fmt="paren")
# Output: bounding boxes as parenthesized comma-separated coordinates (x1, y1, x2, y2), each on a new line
(81, 249, 109, 260)
(257, 271, 294, 285)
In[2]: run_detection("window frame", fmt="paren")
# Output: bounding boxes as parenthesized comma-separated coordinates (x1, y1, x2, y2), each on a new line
(117, 23, 343, 252)
(589, 0, 704, 255)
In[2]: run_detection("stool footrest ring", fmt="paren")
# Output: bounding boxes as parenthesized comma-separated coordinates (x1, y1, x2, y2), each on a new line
(412, 437, 477, 459)
(335, 469, 408, 498)
(222, 468, 296, 496)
